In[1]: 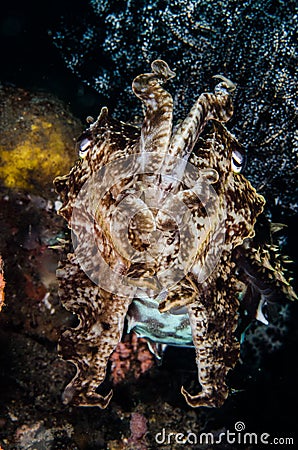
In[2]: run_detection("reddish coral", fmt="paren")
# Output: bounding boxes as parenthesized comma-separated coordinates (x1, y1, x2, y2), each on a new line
(129, 413, 147, 440)
(23, 272, 47, 302)
(127, 412, 148, 449)
(110, 333, 154, 384)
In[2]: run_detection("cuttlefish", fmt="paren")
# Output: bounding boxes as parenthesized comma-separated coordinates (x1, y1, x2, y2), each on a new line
(55, 60, 293, 409)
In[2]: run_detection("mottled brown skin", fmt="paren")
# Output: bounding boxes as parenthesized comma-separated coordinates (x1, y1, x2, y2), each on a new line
(54, 60, 266, 408)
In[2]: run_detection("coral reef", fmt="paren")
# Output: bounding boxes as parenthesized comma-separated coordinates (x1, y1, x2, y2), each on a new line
(108, 412, 148, 450)
(0, 85, 82, 196)
(110, 334, 154, 385)
(0, 191, 72, 342)
(126, 412, 148, 450)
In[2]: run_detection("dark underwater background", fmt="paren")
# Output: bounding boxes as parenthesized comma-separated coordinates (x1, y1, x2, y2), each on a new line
(0, 0, 297, 448)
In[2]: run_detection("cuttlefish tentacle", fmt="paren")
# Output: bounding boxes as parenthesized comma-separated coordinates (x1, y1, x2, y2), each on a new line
(132, 60, 175, 172)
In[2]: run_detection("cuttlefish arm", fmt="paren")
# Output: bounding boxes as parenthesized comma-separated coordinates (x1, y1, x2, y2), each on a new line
(162, 75, 236, 182)
(57, 253, 132, 407)
(182, 277, 240, 407)
(132, 59, 175, 172)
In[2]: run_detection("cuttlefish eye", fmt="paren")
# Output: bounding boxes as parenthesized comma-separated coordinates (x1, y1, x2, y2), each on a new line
(231, 149, 245, 173)
(78, 137, 91, 158)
